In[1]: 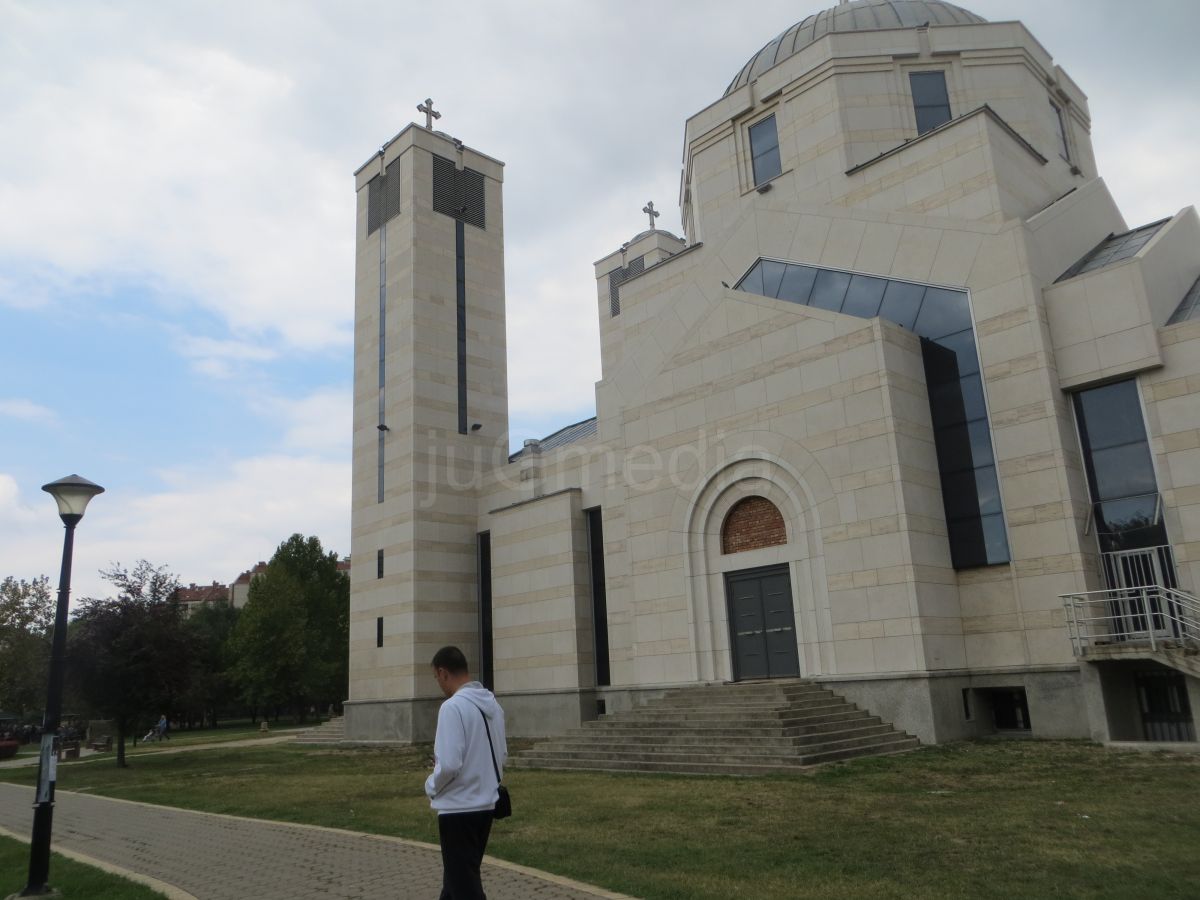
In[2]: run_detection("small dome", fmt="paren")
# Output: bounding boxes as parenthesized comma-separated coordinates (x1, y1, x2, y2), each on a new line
(726, 0, 987, 96)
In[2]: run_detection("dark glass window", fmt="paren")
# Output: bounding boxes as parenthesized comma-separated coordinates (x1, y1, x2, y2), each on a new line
(477, 532, 493, 689)
(1051, 102, 1071, 161)
(915, 287, 972, 339)
(1073, 379, 1165, 552)
(376, 549, 384, 579)
(737, 262, 765, 296)
(879, 280, 926, 330)
(733, 256, 1009, 567)
(376, 617, 383, 648)
(842, 276, 887, 319)
(809, 270, 852, 312)
(1075, 381, 1147, 452)
(910, 71, 952, 135)
(778, 264, 819, 304)
(759, 260, 788, 297)
(585, 508, 611, 687)
(749, 115, 782, 185)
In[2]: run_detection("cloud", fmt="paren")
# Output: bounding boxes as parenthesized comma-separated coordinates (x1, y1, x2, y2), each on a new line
(0, 14, 353, 352)
(0, 399, 59, 426)
(268, 386, 353, 457)
(174, 335, 280, 379)
(0, 455, 350, 604)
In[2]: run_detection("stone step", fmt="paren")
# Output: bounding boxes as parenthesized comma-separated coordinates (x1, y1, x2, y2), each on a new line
(515, 733, 919, 770)
(531, 725, 908, 759)
(292, 717, 346, 745)
(516, 680, 919, 775)
(546, 722, 898, 749)
(579, 708, 874, 735)
(655, 685, 834, 703)
(603, 698, 855, 721)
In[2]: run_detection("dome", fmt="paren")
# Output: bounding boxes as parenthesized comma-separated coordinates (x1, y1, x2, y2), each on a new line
(725, 0, 987, 96)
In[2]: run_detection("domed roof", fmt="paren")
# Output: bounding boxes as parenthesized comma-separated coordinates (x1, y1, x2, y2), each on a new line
(725, 0, 987, 96)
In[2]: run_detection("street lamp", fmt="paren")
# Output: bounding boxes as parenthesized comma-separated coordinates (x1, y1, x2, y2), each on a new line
(18, 475, 104, 898)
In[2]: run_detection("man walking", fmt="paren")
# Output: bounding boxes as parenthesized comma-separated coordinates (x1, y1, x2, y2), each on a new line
(425, 646, 507, 900)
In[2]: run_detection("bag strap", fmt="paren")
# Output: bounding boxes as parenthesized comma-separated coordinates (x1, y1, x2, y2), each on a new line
(468, 702, 502, 784)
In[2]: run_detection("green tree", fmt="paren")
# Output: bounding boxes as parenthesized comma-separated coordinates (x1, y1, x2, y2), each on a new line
(0, 575, 53, 718)
(180, 600, 239, 728)
(229, 535, 348, 721)
(68, 562, 191, 766)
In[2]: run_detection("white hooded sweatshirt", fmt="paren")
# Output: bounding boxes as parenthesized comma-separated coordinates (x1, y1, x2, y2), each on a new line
(424, 682, 507, 814)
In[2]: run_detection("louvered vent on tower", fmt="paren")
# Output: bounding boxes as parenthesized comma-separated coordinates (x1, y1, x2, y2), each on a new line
(366, 157, 402, 235)
(432, 155, 486, 229)
(608, 256, 645, 317)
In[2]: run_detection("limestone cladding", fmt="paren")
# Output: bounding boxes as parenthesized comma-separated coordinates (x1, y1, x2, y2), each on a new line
(350, 8, 1200, 745)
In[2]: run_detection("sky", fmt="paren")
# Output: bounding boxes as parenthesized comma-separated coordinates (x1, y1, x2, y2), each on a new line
(1, 0, 1197, 602)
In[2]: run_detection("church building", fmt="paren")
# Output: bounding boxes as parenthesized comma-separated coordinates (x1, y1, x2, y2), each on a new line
(346, 0, 1200, 749)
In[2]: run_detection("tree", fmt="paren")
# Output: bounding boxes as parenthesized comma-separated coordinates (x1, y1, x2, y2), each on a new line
(68, 562, 191, 766)
(229, 535, 348, 721)
(0, 575, 53, 719)
(179, 600, 239, 728)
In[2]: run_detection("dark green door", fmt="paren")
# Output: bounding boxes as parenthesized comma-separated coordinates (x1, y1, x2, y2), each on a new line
(726, 565, 800, 680)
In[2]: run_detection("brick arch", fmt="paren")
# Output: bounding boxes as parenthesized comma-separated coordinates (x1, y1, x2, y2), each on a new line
(721, 496, 787, 554)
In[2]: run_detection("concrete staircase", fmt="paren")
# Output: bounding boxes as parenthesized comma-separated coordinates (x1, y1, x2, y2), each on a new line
(511, 680, 920, 775)
(292, 716, 346, 746)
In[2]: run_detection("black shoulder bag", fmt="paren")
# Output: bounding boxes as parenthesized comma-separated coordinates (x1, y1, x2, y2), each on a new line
(474, 706, 511, 820)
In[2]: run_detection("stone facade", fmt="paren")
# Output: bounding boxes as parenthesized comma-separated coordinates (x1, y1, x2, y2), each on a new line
(347, 1, 1200, 746)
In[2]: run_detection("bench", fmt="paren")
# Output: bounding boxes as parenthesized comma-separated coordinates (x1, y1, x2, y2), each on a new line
(87, 736, 113, 752)
(58, 741, 80, 761)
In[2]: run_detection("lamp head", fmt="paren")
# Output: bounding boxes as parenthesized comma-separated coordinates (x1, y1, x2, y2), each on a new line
(42, 474, 105, 522)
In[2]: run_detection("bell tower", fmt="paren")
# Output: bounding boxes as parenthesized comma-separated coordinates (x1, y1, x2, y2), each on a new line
(346, 109, 508, 742)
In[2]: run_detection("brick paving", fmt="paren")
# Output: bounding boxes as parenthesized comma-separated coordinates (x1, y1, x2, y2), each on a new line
(0, 783, 630, 899)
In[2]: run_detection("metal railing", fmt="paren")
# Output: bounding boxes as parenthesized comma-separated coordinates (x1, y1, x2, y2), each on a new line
(1062, 584, 1200, 656)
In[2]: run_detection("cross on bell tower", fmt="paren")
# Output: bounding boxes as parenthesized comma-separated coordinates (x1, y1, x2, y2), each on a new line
(418, 98, 441, 130)
(642, 201, 660, 230)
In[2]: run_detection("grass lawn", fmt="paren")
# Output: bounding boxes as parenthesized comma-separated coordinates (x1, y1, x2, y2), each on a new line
(0, 834, 165, 899)
(4, 740, 1199, 899)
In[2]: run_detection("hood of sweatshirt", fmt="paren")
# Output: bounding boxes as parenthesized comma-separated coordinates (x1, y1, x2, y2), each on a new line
(453, 682, 502, 720)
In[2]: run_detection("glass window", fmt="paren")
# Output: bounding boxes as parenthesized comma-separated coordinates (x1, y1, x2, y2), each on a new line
(759, 260, 787, 298)
(1051, 101, 1071, 161)
(749, 115, 782, 185)
(732, 259, 1007, 568)
(1073, 378, 1166, 553)
(777, 264, 818, 305)
(910, 71, 952, 135)
(929, 374, 987, 426)
(1090, 444, 1159, 500)
(979, 514, 1010, 565)
(935, 419, 994, 472)
(934, 328, 980, 377)
(878, 280, 926, 330)
(809, 270, 851, 312)
(1075, 380, 1148, 451)
(914, 287, 972, 339)
(736, 261, 765, 296)
(841, 275, 887, 319)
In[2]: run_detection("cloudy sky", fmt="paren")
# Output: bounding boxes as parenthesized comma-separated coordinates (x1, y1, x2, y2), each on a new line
(1, 0, 1197, 601)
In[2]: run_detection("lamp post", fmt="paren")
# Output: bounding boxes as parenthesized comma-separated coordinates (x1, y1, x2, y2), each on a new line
(19, 475, 104, 898)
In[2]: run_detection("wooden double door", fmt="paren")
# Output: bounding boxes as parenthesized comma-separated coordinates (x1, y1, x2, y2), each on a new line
(726, 565, 800, 680)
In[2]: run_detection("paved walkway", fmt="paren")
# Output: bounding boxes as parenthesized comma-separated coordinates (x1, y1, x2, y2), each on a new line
(0, 733, 303, 769)
(0, 784, 631, 900)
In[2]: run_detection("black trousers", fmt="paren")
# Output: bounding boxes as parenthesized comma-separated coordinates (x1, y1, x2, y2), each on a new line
(437, 810, 493, 900)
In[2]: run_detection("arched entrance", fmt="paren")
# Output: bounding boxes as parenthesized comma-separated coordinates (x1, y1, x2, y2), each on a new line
(720, 496, 799, 679)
